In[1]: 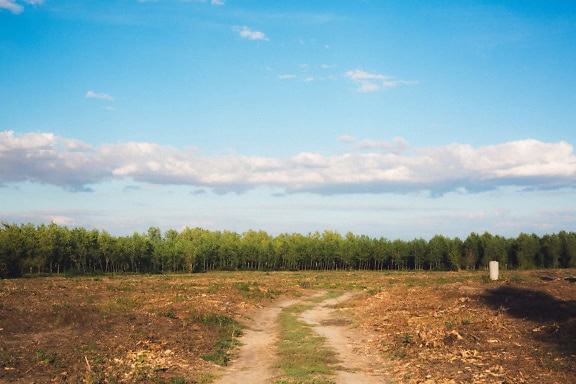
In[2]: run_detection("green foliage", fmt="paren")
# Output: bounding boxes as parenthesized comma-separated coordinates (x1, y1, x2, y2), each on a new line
(401, 333, 415, 345)
(197, 317, 241, 366)
(155, 308, 177, 319)
(189, 309, 242, 366)
(200, 336, 240, 366)
(35, 349, 59, 365)
(1, 222, 575, 276)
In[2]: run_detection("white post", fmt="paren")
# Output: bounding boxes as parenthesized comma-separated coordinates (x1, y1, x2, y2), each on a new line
(489, 261, 499, 281)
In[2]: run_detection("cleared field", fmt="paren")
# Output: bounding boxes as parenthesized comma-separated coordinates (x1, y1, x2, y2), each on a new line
(0, 270, 575, 383)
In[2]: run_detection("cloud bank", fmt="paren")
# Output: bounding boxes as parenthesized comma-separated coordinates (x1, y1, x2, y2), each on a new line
(1, 131, 575, 195)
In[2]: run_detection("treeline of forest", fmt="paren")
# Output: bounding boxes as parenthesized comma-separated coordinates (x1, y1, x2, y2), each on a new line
(1, 222, 576, 278)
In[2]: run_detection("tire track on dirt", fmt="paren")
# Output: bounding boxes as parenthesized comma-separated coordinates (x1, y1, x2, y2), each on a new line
(214, 291, 389, 384)
(214, 297, 301, 384)
(299, 291, 389, 383)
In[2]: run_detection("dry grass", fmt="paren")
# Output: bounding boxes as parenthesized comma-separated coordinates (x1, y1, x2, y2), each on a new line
(0, 270, 575, 383)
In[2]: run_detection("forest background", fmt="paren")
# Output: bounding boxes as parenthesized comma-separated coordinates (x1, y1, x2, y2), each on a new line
(1, 222, 575, 278)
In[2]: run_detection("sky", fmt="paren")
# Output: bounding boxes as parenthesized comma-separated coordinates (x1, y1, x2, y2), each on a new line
(1, 0, 575, 240)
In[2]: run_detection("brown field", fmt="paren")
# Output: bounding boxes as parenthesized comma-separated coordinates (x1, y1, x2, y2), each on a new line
(0, 269, 575, 383)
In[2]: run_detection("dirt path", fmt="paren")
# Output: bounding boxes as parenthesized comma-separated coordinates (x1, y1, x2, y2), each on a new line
(214, 291, 389, 384)
(300, 292, 388, 384)
(213, 297, 301, 384)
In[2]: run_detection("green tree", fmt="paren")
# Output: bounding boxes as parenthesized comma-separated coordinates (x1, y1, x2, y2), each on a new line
(559, 231, 576, 268)
(463, 233, 481, 270)
(408, 238, 427, 270)
(426, 235, 449, 270)
(98, 230, 115, 273)
(540, 234, 560, 269)
(511, 233, 540, 269)
(0, 223, 31, 277)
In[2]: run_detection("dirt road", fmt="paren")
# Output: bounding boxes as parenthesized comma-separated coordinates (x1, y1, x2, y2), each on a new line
(214, 291, 389, 384)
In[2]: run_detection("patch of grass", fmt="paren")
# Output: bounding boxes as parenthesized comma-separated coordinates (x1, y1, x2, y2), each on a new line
(82, 344, 98, 352)
(366, 287, 382, 295)
(207, 283, 222, 294)
(402, 333, 415, 345)
(190, 310, 243, 366)
(308, 291, 343, 304)
(112, 295, 139, 312)
(503, 271, 529, 283)
(201, 336, 240, 366)
(155, 308, 177, 319)
(298, 280, 312, 289)
(233, 281, 251, 292)
(36, 349, 59, 365)
(194, 373, 218, 384)
(481, 274, 496, 283)
(0, 351, 15, 367)
(274, 303, 338, 384)
(461, 317, 473, 325)
(232, 281, 283, 300)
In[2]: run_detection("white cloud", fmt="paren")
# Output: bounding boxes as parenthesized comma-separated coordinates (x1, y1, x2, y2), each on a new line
(211, 0, 225, 5)
(234, 26, 269, 41)
(337, 135, 357, 143)
(345, 69, 417, 92)
(358, 83, 381, 93)
(0, 0, 43, 14)
(345, 70, 388, 81)
(85, 90, 114, 101)
(1, 131, 576, 195)
(0, 0, 23, 13)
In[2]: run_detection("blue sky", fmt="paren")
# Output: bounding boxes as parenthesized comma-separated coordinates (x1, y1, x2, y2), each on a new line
(1, 0, 575, 240)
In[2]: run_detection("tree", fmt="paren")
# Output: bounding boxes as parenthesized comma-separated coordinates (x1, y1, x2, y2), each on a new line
(98, 230, 115, 273)
(408, 238, 427, 270)
(426, 235, 449, 270)
(463, 233, 481, 270)
(559, 231, 576, 268)
(390, 239, 407, 270)
(511, 233, 540, 269)
(0, 223, 28, 277)
(320, 230, 343, 270)
(540, 234, 560, 269)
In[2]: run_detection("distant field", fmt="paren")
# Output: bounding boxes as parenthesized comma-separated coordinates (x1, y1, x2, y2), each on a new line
(0, 270, 575, 383)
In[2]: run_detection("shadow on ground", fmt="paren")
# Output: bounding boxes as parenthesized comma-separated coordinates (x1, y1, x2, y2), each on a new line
(481, 285, 576, 355)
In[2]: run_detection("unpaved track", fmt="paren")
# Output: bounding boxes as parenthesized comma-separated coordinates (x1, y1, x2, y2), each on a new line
(214, 297, 302, 384)
(214, 291, 389, 384)
(300, 291, 388, 384)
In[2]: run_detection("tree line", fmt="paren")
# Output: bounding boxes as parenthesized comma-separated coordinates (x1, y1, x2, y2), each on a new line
(0, 222, 575, 278)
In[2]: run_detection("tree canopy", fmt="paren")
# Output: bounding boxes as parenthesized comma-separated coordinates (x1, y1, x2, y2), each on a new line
(1, 222, 575, 278)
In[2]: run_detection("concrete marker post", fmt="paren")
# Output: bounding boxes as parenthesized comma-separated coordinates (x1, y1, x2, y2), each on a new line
(489, 261, 499, 281)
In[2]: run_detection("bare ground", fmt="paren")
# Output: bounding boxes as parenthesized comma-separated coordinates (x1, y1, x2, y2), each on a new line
(0, 270, 575, 383)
